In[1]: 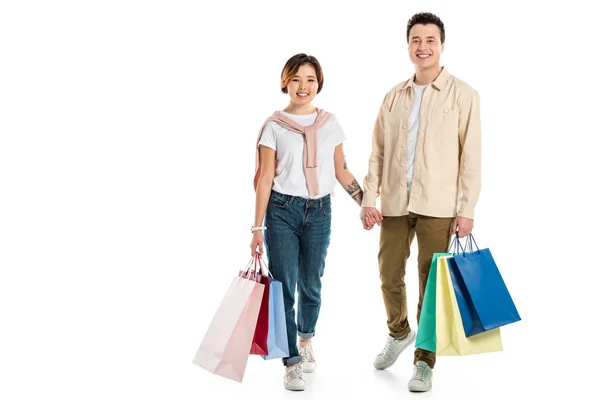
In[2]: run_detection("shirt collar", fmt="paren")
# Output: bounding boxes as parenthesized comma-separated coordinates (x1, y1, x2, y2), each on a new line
(400, 66, 450, 91)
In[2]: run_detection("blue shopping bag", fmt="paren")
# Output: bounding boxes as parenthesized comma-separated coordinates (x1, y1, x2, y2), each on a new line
(451, 234, 521, 336)
(261, 278, 290, 360)
(447, 256, 485, 337)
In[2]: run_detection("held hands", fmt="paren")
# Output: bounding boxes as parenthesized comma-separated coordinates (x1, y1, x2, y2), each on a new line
(452, 216, 474, 238)
(250, 231, 264, 256)
(360, 207, 383, 230)
(358, 209, 474, 237)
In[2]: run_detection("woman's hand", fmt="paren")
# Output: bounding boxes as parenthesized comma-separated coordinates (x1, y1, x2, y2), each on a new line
(250, 231, 264, 256)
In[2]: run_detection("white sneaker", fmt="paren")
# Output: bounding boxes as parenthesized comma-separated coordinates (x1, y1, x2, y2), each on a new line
(299, 341, 316, 373)
(284, 363, 305, 391)
(373, 330, 416, 370)
(408, 361, 433, 392)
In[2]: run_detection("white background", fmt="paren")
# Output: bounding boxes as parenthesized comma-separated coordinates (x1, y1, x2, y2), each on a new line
(1, 0, 598, 399)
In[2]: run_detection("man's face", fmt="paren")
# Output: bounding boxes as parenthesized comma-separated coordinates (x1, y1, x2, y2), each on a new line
(408, 23, 444, 70)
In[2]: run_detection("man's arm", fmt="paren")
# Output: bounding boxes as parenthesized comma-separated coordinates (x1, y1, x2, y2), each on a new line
(361, 97, 387, 209)
(359, 94, 388, 229)
(456, 88, 482, 222)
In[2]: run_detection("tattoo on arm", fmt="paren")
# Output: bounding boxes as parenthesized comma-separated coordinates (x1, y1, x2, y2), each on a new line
(345, 179, 363, 206)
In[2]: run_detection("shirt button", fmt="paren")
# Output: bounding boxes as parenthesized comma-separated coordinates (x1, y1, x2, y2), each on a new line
(405, 106, 409, 110)
(401, 182, 405, 186)
(403, 125, 407, 129)
(401, 163, 405, 167)
(444, 109, 449, 113)
(401, 144, 405, 148)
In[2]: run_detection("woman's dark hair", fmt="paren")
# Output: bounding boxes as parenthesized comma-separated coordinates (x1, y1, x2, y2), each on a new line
(280, 53, 324, 94)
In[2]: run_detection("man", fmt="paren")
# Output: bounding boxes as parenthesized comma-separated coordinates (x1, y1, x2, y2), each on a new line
(360, 12, 482, 392)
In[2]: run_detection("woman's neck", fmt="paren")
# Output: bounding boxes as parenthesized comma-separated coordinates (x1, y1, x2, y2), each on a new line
(283, 103, 316, 115)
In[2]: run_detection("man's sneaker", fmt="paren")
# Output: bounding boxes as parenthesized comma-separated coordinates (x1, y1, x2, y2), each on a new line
(299, 341, 316, 373)
(408, 361, 433, 392)
(284, 363, 305, 391)
(373, 330, 416, 370)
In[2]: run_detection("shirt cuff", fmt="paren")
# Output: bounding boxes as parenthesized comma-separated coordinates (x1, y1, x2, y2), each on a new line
(457, 206, 475, 219)
(362, 191, 378, 208)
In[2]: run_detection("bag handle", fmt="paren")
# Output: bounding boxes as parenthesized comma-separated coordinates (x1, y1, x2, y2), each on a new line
(448, 233, 460, 254)
(254, 253, 273, 279)
(454, 233, 480, 257)
(240, 255, 262, 282)
(466, 234, 480, 253)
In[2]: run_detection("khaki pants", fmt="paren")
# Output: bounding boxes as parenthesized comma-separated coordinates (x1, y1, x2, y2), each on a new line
(378, 212, 454, 369)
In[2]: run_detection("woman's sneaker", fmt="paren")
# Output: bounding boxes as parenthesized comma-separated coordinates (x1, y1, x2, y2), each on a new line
(299, 341, 316, 373)
(284, 363, 305, 391)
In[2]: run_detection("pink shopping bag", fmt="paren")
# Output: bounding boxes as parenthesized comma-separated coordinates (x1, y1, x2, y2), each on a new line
(239, 254, 269, 356)
(193, 259, 265, 382)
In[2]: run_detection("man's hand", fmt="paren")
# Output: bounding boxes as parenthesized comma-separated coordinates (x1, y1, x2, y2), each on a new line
(360, 207, 383, 230)
(452, 216, 474, 238)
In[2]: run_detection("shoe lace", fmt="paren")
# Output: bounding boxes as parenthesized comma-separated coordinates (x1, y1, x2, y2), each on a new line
(299, 343, 315, 362)
(379, 336, 395, 357)
(287, 363, 303, 379)
(412, 364, 427, 381)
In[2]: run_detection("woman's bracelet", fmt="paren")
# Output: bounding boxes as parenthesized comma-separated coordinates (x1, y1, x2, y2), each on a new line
(251, 226, 267, 233)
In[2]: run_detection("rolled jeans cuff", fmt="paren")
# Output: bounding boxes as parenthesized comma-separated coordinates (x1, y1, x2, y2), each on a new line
(283, 356, 303, 366)
(298, 331, 315, 339)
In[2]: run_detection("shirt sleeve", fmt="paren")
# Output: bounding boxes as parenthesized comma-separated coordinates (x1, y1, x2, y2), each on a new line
(456, 89, 482, 219)
(332, 115, 347, 145)
(258, 122, 278, 151)
(362, 93, 389, 208)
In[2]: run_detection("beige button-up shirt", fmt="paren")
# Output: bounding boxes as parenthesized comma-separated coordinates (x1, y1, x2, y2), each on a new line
(362, 67, 481, 219)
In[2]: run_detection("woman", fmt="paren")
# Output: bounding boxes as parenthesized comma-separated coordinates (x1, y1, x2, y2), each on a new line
(251, 53, 364, 391)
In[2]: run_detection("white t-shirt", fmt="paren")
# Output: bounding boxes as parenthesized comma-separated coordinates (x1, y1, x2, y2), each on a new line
(258, 111, 346, 199)
(406, 83, 427, 193)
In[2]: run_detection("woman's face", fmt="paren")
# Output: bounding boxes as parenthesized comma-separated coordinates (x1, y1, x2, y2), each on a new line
(286, 64, 319, 107)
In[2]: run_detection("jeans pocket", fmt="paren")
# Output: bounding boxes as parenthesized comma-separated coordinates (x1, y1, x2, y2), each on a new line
(268, 192, 288, 209)
(321, 200, 332, 216)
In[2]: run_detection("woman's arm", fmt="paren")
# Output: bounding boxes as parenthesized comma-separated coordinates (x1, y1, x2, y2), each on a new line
(250, 145, 276, 256)
(334, 144, 363, 206)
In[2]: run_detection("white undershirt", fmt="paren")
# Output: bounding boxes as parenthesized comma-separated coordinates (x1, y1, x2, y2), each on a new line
(406, 83, 427, 193)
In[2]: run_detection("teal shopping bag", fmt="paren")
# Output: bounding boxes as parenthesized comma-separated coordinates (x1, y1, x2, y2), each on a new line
(415, 252, 452, 352)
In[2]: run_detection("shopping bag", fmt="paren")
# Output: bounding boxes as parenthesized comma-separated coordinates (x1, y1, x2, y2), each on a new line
(436, 255, 503, 356)
(261, 278, 290, 359)
(415, 235, 461, 352)
(193, 259, 265, 382)
(252, 255, 290, 360)
(239, 255, 269, 356)
(415, 252, 451, 353)
(452, 234, 521, 336)
(445, 234, 485, 338)
(448, 255, 487, 338)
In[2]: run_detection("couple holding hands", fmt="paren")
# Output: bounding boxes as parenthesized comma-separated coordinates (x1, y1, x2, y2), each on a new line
(250, 12, 481, 393)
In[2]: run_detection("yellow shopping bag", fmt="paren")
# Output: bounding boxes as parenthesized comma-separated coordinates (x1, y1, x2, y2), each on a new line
(435, 256, 503, 356)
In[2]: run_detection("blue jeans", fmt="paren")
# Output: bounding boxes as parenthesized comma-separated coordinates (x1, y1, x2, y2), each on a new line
(264, 190, 332, 366)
